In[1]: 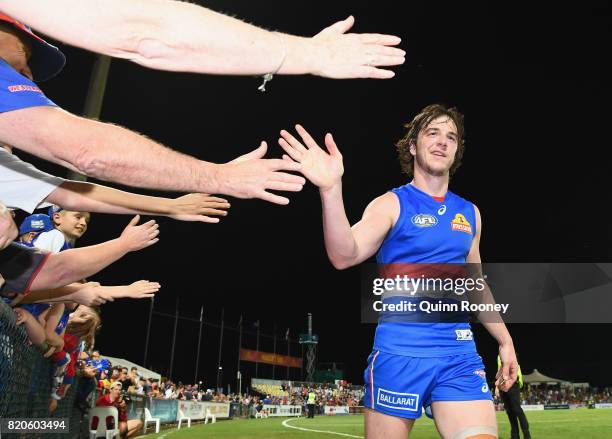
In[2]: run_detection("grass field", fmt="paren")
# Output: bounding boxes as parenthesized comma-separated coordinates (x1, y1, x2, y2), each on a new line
(141, 409, 612, 439)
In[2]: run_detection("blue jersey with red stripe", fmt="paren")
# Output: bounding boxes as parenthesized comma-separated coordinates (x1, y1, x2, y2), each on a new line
(373, 183, 477, 357)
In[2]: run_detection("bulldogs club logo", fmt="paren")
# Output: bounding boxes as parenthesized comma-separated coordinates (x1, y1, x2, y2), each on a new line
(450, 213, 472, 235)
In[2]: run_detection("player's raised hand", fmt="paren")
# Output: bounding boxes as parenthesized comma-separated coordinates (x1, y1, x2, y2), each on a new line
(278, 125, 344, 191)
(119, 215, 159, 252)
(216, 141, 306, 205)
(310, 16, 405, 79)
(168, 193, 231, 223)
(496, 343, 518, 392)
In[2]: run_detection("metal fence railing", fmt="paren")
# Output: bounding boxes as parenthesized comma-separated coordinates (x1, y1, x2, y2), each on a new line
(0, 300, 83, 438)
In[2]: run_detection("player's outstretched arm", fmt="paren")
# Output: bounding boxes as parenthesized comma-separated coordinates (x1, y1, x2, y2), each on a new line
(48, 181, 231, 223)
(0, 1, 404, 79)
(466, 204, 518, 392)
(29, 215, 159, 292)
(0, 107, 304, 205)
(278, 125, 396, 269)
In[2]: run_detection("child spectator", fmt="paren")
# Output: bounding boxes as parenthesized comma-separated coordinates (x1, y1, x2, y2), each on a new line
(17, 213, 53, 246)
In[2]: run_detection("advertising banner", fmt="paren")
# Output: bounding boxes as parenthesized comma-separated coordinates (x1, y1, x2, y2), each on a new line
(150, 398, 178, 423)
(521, 404, 545, 411)
(325, 406, 350, 415)
(126, 394, 146, 420)
(203, 402, 231, 418)
(544, 404, 570, 410)
(262, 404, 302, 417)
(177, 400, 231, 420)
(177, 400, 206, 420)
(240, 348, 302, 368)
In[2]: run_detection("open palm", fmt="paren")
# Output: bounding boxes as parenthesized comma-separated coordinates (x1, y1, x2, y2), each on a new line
(278, 125, 344, 191)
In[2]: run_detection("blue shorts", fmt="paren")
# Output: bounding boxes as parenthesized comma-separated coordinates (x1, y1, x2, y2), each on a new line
(363, 350, 492, 419)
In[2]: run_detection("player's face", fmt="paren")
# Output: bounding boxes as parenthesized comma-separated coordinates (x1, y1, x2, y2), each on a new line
(0, 28, 33, 80)
(412, 116, 459, 177)
(55, 211, 90, 240)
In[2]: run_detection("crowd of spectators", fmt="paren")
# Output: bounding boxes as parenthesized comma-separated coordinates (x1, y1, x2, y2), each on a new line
(288, 382, 365, 407)
(97, 374, 366, 420)
(519, 386, 612, 405)
(493, 385, 612, 409)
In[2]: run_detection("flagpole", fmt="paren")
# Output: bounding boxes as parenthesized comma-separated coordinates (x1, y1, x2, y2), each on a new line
(255, 320, 260, 378)
(194, 305, 204, 385)
(272, 324, 277, 380)
(286, 328, 290, 380)
(216, 307, 225, 391)
(169, 297, 179, 380)
(236, 314, 243, 395)
(143, 295, 154, 368)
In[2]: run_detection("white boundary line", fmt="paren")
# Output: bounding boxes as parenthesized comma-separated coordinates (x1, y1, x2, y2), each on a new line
(282, 418, 364, 438)
(143, 428, 176, 439)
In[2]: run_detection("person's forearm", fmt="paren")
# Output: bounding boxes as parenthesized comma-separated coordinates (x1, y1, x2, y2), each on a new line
(98, 285, 131, 299)
(2, 107, 303, 204)
(482, 321, 513, 347)
(20, 284, 85, 303)
(46, 328, 64, 346)
(43, 305, 64, 346)
(69, 116, 220, 192)
(22, 318, 47, 345)
(15, 108, 220, 193)
(29, 239, 129, 291)
(49, 181, 176, 216)
(475, 282, 513, 346)
(2, 0, 315, 75)
(320, 184, 359, 269)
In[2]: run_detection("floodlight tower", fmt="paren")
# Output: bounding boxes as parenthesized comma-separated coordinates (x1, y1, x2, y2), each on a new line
(299, 313, 318, 382)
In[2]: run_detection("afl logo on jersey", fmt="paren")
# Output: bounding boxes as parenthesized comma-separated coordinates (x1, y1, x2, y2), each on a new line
(412, 214, 438, 228)
(450, 213, 472, 234)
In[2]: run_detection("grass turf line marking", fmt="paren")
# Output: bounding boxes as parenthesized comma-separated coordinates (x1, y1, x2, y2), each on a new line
(282, 418, 365, 438)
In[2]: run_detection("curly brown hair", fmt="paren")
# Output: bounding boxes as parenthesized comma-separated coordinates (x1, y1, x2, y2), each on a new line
(395, 104, 466, 178)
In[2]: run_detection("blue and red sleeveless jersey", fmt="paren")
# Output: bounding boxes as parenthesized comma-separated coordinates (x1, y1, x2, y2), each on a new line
(373, 183, 478, 357)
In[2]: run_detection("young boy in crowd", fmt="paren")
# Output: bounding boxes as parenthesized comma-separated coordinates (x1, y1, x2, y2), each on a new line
(17, 213, 53, 246)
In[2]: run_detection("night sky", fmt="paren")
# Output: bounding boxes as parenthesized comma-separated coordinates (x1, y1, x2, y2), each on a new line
(14, 1, 612, 389)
